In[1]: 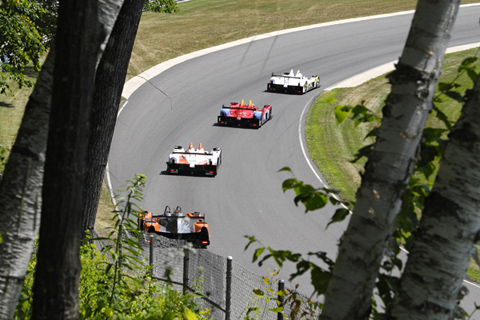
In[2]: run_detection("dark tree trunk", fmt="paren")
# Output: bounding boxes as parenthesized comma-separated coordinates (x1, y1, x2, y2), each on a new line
(82, 0, 147, 238)
(31, 1, 101, 319)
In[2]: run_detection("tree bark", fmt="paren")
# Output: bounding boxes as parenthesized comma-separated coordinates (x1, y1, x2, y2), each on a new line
(320, 1, 461, 319)
(30, 0, 123, 318)
(0, 48, 54, 320)
(385, 75, 480, 320)
(30, 0, 100, 318)
(82, 0, 147, 239)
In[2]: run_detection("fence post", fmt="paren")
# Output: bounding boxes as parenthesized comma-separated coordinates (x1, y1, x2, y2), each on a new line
(149, 235, 154, 277)
(278, 280, 285, 320)
(183, 248, 190, 294)
(225, 256, 232, 320)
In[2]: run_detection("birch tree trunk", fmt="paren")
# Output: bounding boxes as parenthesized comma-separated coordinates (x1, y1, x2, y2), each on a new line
(385, 75, 480, 320)
(0, 48, 54, 320)
(320, 1, 461, 319)
(82, 0, 147, 238)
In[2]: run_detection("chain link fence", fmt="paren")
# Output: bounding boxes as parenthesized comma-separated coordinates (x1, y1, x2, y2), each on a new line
(93, 228, 320, 319)
(142, 234, 321, 320)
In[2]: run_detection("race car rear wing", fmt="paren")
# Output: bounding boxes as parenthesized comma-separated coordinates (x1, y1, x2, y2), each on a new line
(271, 73, 302, 79)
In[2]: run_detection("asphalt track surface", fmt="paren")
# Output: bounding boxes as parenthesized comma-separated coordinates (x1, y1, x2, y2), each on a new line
(108, 4, 480, 309)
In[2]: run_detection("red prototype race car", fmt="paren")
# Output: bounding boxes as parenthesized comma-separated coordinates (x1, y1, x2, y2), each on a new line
(138, 206, 210, 248)
(217, 99, 272, 128)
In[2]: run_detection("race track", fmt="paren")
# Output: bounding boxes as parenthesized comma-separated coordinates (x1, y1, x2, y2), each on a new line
(108, 4, 480, 303)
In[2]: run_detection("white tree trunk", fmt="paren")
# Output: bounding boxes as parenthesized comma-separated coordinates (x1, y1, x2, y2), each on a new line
(0, 1, 123, 318)
(320, 1, 461, 319)
(0, 48, 54, 320)
(386, 74, 480, 320)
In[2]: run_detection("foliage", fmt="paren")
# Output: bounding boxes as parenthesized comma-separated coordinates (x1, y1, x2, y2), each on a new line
(243, 269, 285, 320)
(0, 0, 178, 96)
(0, 0, 57, 95)
(245, 233, 335, 298)
(144, 0, 179, 13)
(244, 268, 322, 320)
(243, 269, 322, 320)
(94, 174, 148, 308)
(14, 174, 206, 320)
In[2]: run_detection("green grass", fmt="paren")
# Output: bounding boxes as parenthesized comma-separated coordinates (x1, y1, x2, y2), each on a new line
(306, 77, 387, 202)
(306, 48, 480, 204)
(0, 83, 34, 152)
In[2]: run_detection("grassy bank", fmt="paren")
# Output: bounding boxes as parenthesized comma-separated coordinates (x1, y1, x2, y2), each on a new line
(306, 48, 479, 203)
(305, 47, 480, 281)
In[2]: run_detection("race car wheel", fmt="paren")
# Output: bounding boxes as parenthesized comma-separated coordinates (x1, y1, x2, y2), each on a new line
(138, 218, 144, 232)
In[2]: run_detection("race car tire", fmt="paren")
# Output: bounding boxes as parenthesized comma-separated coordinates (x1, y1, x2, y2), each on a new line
(269, 108, 273, 119)
(138, 218, 144, 232)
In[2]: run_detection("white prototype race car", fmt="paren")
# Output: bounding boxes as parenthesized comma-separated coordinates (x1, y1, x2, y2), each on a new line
(166, 143, 222, 176)
(267, 70, 320, 94)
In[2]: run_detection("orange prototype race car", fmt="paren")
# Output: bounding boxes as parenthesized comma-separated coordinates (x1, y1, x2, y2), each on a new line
(138, 206, 210, 248)
(217, 99, 272, 128)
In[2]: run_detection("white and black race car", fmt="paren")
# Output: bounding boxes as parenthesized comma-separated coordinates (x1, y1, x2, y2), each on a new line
(166, 143, 222, 176)
(267, 70, 320, 94)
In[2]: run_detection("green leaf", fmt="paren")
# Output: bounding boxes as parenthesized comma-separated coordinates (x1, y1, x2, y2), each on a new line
(311, 267, 331, 294)
(184, 308, 198, 320)
(252, 247, 265, 263)
(282, 178, 299, 191)
(302, 192, 328, 212)
(458, 56, 477, 72)
(327, 208, 350, 228)
(253, 289, 264, 297)
(244, 235, 257, 251)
